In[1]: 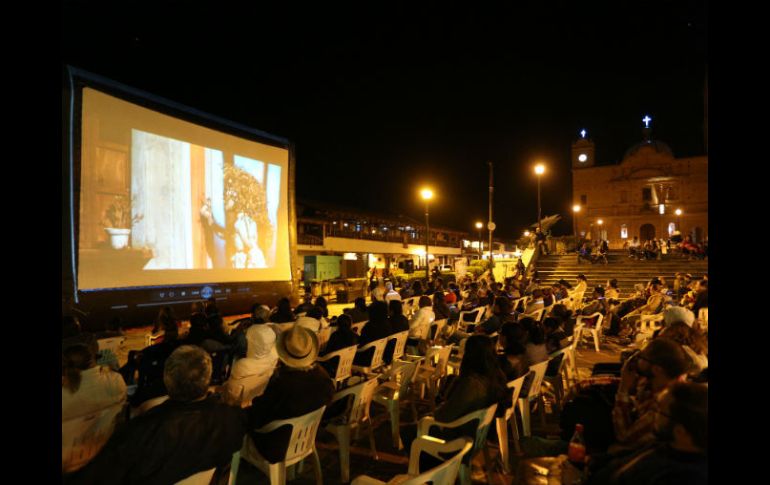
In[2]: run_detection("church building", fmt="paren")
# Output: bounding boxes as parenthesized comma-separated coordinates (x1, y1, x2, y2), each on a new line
(571, 118, 707, 248)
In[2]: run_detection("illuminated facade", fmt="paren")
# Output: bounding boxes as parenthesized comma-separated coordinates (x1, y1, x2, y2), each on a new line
(571, 123, 708, 247)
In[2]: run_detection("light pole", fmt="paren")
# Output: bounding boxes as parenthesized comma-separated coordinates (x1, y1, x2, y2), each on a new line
(572, 204, 581, 239)
(534, 164, 545, 232)
(475, 221, 483, 259)
(597, 219, 603, 241)
(420, 188, 433, 274)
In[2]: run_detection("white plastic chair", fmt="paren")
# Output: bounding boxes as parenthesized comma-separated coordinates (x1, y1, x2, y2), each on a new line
(372, 359, 421, 449)
(387, 330, 410, 363)
(576, 312, 605, 351)
(495, 374, 528, 473)
(639, 313, 664, 333)
(565, 323, 584, 388)
(352, 337, 390, 374)
(325, 378, 380, 482)
(351, 437, 472, 485)
(239, 405, 327, 485)
(317, 327, 332, 352)
(224, 370, 274, 408)
(351, 321, 368, 335)
(522, 308, 545, 323)
(412, 345, 453, 411)
(569, 290, 586, 312)
(518, 360, 549, 437)
(317, 345, 358, 387)
(417, 404, 498, 485)
(543, 348, 570, 409)
(428, 318, 448, 344)
(457, 307, 484, 331)
(62, 402, 125, 474)
(174, 468, 216, 485)
(145, 332, 163, 347)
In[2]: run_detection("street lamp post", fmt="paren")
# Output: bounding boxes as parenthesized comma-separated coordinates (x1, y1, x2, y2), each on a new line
(534, 164, 545, 232)
(597, 219, 603, 241)
(572, 204, 581, 239)
(475, 222, 483, 259)
(421, 188, 433, 274)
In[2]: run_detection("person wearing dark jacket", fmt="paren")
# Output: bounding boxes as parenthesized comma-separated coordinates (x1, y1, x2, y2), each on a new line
(355, 301, 393, 365)
(432, 291, 451, 320)
(343, 297, 370, 323)
(269, 297, 296, 323)
(248, 326, 334, 463)
(388, 300, 410, 333)
(67, 346, 247, 485)
(322, 314, 359, 356)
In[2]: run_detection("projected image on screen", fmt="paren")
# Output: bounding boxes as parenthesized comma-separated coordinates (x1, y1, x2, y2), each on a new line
(78, 88, 291, 290)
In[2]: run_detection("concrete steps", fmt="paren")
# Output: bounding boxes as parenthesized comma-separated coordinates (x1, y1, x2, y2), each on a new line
(535, 252, 708, 296)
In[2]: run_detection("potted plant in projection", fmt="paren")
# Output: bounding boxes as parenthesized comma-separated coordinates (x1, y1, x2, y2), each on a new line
(103, 195, 143, 249)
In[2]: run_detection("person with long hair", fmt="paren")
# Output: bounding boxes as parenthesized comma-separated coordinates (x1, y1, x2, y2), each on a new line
(388, 299, 409, 333)
(152, 306, 179, 340)
(658, 322, 708, 373)
(497, 322, 529, 380)
(269, 297, 295, 323)
(432, 335, 507, 440)
(408, 295, 435, 343)
(63, 343, 127, 422)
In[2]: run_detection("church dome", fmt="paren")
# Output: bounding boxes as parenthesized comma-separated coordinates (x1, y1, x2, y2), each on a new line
(623, 140, 673, 160)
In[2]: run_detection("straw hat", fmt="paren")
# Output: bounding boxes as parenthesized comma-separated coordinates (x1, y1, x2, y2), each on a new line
(275, 325, 318, 368)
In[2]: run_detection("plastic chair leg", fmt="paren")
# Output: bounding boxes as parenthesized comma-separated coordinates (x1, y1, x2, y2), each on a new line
(496, 417, 511, 474)
(367, 419, 379, 460)
(312, 448, 323, 485)
(268, 462, 286, 485)
(592, 330, 600, 351)
(518, 398, 531, 437)
(458, 463, 471, 485)
(510, 417, 521, 454)
(229, 451, 240, 485)
(333, 425, 351, 482)
(389, 402, 403, 449)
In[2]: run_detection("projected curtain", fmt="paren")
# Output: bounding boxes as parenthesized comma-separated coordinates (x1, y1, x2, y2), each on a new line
(131, 130, 193, 269)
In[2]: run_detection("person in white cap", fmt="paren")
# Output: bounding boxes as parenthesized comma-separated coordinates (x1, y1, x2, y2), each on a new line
(223, 324, 279, 407)
(384, 281, 402, 304)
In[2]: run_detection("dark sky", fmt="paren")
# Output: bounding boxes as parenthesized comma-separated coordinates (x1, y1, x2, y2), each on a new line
(62, 1, 707, 240)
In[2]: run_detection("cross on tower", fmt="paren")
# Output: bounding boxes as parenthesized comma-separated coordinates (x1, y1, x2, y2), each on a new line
(642, 115, 652, 128)
(580, 129, 586, 138)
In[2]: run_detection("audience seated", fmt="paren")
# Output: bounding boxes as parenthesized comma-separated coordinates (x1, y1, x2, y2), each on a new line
(612, 338, 689, 451)
(248, 325, 334, 463)
(581, 286, 610, 317)
(69, 345, 247, 484)
(384, 281, 402, 304)
(497, 322, 530, 380)
(343, 297, 370, 323)
(151, 305, 178, 339)
(230, 303, 271, 358)
(543, 316, 570, 353)
(524, 289, 546, 314)
(223, 325, 279, 406)
(356, 301, 393, 364)
(296, 306, 324, 332)
(520, 317, 549, 365)
(269, 297, 296, 323)
(407, 295, 435, 345)
(586, 382, 707, 484)
(432, 335, 507, 441)
(432, 290, 451, 320)
(314, 296, 330, 320)
(658, 322, 708, 375)
(321, 314, 359, 356)
(63, 343, 127, 423)
(294, 293, 315, 316)
(388, 300, 410, 334)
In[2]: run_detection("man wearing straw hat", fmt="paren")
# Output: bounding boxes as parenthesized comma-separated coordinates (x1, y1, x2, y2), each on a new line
(246, 325, 334, 463)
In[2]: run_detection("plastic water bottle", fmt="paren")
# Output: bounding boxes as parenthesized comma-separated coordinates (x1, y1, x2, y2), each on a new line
(567, 423, 587, 466)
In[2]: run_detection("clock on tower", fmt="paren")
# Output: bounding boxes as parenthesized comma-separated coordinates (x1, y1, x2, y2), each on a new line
(572, 129, 595, 168)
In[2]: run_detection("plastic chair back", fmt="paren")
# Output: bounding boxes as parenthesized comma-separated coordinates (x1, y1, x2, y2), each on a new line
(317, 345, 358, 383)
(524, 308, 545, 323)
(62, 402, 124, 473)
(355, 337, 389, 371)
(402, 437, 473, 485)
(254, 405, 327, 464)
(145, 332, 163, 347)
(209, 348, 234, 385)
(174, 468, 216, 485)
(329, 377, 379, 426)
(351, 321, 367, 335)
(524, 360, 549, 401)
(388, 331, 410, 362)
(698, 307, 708, 331)
(317, 327, 332, 351)
(503, 374, 528, 421)
(428, 319, 448, 342)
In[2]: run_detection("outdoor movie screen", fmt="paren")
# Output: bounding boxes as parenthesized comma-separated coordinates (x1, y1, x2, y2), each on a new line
(77, 87, 292, 290)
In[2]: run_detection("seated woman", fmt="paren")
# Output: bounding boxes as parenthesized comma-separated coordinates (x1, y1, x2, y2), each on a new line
(63, 343, 127, 421)
(520, 317, 549, 365)
(431, 335, 508, 442)
(543, 317, 570, 353)
(433, 291, 451, 321)
(355, 301, 393, 365)
(497, 322, 530, 381)
(269, 297, 296, 323)
(388, 300, 410, 334)
(322, 314, 359, 356)
(222, 325, 279, 407)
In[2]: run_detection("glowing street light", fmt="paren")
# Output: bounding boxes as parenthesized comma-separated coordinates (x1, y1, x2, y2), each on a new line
(524, 230, 531, 237)
(534, 163, 546, 232)
(420, 187, 434, 273)
(475, 221, 483, 259)
(597, 219, 603, 225)
(572, 204, 581, 238)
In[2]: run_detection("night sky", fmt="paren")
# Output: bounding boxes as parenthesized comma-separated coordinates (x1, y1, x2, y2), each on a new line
(62, 1, 707, 241)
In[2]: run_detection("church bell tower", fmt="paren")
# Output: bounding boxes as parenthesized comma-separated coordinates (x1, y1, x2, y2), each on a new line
(571, 129, 595, 168)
